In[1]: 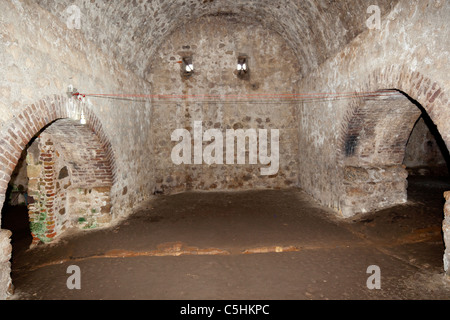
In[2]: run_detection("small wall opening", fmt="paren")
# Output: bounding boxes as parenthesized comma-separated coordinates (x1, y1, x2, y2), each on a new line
(235, 54, 250, 80)
(180, 55, 194, 79)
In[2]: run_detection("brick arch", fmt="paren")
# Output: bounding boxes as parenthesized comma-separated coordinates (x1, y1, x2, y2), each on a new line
(340, 91, 421, 167)
(337, 65, 450, 274)
(26, 118, 115, 244)
(339, 65, 449, 166)
(0, 94, 117, 218)
(336, 65, 450, 217)
(355, 65, 449, 149)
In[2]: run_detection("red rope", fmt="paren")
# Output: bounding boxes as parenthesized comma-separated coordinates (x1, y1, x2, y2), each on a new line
(74, 90, 402, 101)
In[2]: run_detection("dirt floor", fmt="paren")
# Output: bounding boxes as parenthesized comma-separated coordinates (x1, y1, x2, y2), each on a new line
(2, 176, 450, 300)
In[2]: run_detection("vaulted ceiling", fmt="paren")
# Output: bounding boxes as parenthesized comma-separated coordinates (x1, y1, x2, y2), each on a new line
(36, 0, 398, 80)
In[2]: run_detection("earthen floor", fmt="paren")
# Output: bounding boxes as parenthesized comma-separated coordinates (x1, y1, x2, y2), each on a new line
(3, 176, 450, 300)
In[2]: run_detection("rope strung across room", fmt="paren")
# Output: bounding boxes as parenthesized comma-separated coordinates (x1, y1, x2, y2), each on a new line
(70, 90, 404, 104)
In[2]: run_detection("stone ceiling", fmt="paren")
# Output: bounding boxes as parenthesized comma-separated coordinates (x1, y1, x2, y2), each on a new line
(36, 0, 398, 80)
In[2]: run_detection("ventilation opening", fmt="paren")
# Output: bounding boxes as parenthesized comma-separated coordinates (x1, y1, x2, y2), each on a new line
(236, 55, 250, 80)
(181, 56, 194, 79)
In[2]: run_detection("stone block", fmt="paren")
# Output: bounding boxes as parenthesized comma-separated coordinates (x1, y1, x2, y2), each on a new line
(26, 165, 42, 178)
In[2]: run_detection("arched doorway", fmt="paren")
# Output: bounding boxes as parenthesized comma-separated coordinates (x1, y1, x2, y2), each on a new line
(339, 88, 450, 275)
(0, 95, 116, 299)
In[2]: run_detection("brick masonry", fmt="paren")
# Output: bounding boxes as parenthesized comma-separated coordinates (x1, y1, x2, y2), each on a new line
(26, 119, 113, 244)
(0, 96, 115, 211)
(0, 95, 119, 298)
(338, 94, 421, 216)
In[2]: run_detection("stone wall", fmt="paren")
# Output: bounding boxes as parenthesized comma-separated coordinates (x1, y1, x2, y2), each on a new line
(149, 16, 301, 193)
(0, 0, 153, 298)
(0, 229, 12, 300)
(35, 0, 398, 81)
(404, 117, 449, 176)
(444, 192, 450, 273)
